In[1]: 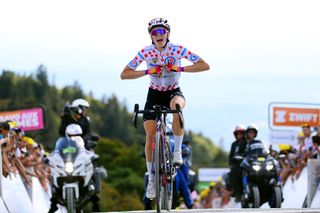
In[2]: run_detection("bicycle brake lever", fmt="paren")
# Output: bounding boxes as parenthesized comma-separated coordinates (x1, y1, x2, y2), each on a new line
(133, 104, 139, 128)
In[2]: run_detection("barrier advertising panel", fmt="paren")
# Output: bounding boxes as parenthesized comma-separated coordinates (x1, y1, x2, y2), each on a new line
(0, 107, 45, 131)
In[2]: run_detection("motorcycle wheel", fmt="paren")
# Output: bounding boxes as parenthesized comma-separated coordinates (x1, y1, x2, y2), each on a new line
(241, 186, 260, 208)
(241, 195, 249, 208)
(66, 187, 76, 213)
(251, 186, 260, 208)
(269, 186, 282, 208)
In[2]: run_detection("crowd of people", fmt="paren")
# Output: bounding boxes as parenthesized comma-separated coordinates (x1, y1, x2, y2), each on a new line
(270, 123, 320, 185)
(196, 122, 320, 209)
(0, 120, 51, 195)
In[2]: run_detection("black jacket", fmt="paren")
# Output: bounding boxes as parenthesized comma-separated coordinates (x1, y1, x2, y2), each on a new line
(244, 139, 266, 157)
(228, 139, 246, 167)
(58, 107, 91, 141)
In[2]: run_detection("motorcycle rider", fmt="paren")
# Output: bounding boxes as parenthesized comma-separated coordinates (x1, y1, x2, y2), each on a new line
(243, 124, 266, 157)
(65, 124, 86, 151)
(59, 99, 92, 146)
(53, 98, 101, 212)
(228, 124, 246, 202)
(241, 124, 265, 202)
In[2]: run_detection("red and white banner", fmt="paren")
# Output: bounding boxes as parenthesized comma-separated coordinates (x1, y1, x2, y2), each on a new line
(269, 102, 320, 130)
(0, 107, 45, 131)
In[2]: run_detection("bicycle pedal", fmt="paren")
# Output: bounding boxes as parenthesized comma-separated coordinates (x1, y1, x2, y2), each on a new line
(172, 163, 181, 168)
(171, 166, 179, 176)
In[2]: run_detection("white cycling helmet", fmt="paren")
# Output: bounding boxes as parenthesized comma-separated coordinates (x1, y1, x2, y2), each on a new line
(148, 17, 170, 33)
(65, 124, 83, 138)
(246, 124, 259, 137)
(70, 99, 90, 114)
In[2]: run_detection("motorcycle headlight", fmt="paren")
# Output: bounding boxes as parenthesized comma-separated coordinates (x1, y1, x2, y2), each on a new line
(266, 164, 274, 171)
(65, 162, 74, 173)
(252, 164, 261, 171)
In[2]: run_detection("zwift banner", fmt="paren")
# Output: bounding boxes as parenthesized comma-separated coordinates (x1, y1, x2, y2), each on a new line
(269, 102, 320, 130)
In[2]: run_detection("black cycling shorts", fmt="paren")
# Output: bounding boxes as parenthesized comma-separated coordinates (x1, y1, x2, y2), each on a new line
(143, 87, 185, 121)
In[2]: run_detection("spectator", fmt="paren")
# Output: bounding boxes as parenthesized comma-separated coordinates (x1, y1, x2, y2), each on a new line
(294, 123, 313, 179)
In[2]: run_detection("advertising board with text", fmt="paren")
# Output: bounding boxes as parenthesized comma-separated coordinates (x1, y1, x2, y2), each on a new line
(269, 102, 320, 130)
(0, 107, 45, 131)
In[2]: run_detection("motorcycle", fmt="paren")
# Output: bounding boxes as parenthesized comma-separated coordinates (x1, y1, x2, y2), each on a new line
(48, 137, 96, 213)
(240, 147, 282, 208)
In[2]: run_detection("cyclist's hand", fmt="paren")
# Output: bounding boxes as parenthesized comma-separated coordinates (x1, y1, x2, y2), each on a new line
(166, 63, 184, 72)
(145, 66, 162, 75)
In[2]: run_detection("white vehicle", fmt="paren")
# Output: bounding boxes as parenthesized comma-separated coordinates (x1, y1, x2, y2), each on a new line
(48, 137, 96, 213)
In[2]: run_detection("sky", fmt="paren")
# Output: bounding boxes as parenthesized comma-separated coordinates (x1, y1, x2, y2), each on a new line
(1, 0, 319, 151)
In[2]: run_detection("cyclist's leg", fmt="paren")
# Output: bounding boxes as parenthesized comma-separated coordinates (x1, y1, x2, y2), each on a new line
(144, 120, 157, 179)
(144, 119, 157, 199)
(170, 92, 185, 164)
(143, 89, 158, 182)
(170, 94, 185, 136)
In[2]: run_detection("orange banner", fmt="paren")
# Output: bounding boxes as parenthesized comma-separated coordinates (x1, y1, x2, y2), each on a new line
(273, 107, 320, 127)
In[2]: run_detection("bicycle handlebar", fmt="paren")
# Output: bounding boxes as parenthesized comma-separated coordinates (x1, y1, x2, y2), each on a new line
(133, 104, 183, 129)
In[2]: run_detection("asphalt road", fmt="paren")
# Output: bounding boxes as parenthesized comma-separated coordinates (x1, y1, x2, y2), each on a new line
(107, 208, 320, 213)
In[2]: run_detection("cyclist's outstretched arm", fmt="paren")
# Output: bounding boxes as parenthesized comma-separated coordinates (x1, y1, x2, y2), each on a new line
(183, 58, 210, 73)
(120, 65, 146, 80)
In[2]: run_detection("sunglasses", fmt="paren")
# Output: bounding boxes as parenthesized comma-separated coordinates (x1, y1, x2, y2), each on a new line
(151, 28, 167, 36)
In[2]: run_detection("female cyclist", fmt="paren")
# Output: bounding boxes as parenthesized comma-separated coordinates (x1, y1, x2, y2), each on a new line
(120, 17, 210, 199)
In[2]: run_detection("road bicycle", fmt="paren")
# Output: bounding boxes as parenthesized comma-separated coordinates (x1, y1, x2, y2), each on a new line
(133, 104, 183, 212)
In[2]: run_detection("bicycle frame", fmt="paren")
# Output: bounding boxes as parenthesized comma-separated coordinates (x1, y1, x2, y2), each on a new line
(133, 104, 183, 212)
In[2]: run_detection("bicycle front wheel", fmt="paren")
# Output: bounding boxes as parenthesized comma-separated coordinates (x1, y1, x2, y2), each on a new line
(161, 138, 174, 210)
(155, 131, 162, 212)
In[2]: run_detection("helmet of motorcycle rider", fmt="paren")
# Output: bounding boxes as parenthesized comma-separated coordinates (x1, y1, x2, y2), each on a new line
(65, 124, 83, 138)
(182, 144, 191, 157)
(246, 124, 258, 137)
(70, 98, 90, 115)
(233, 124, 245, 136)
(64, 125, 85, 151)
